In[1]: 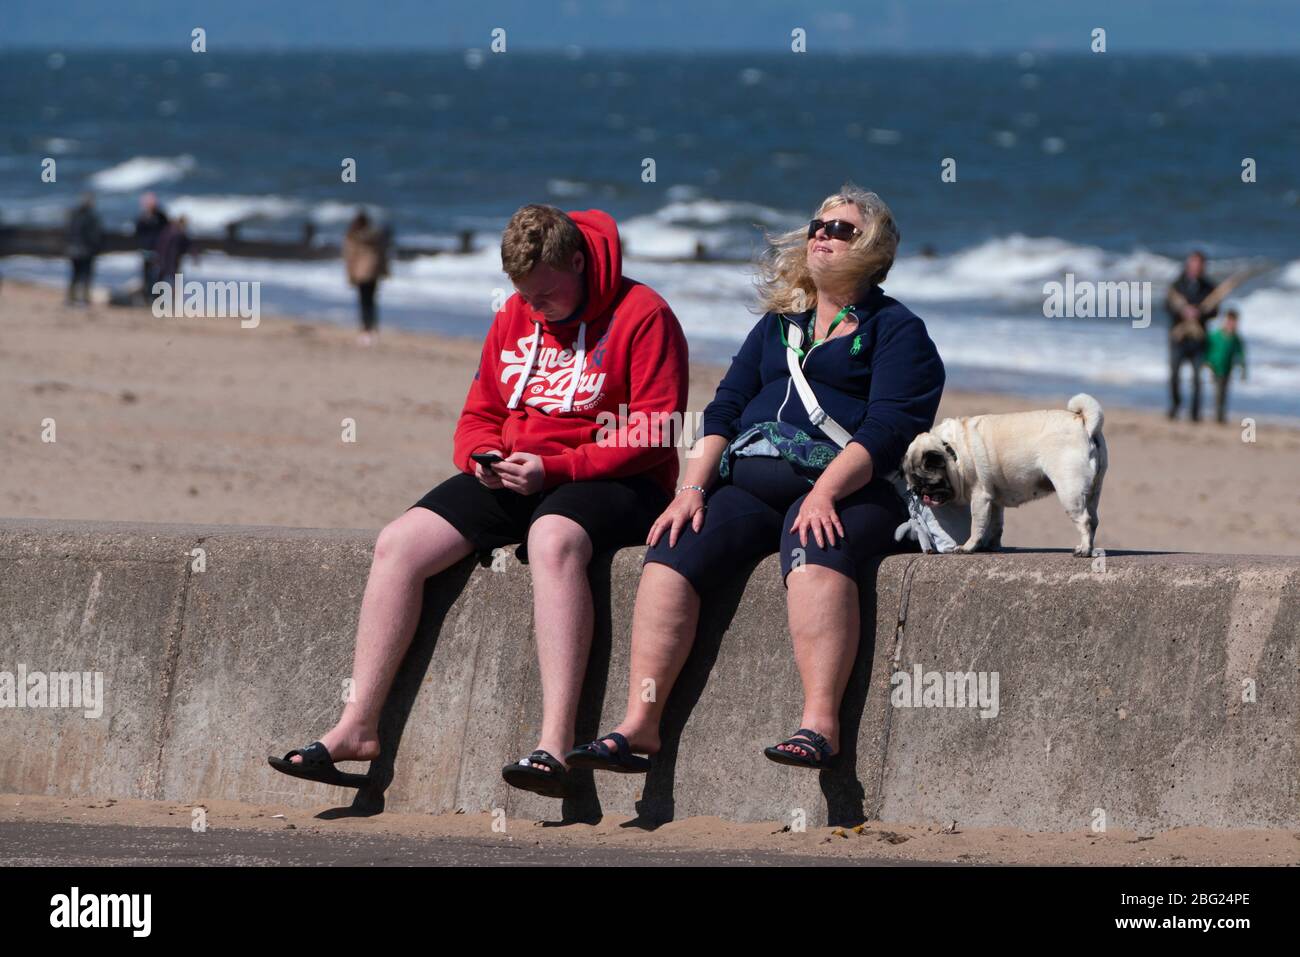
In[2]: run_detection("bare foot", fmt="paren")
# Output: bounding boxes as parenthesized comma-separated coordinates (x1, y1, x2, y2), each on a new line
(290, 723, 380, 764)
(526, 739, 573, 773)
(775, 728, 838, 762)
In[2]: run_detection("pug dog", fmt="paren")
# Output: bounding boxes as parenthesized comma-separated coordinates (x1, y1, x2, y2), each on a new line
(901, 394, 1108, 556)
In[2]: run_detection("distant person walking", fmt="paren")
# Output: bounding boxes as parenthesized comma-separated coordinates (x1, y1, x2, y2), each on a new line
(1165, 251, 1217, 422)
(344, 210, 389, 345)
(153, 215, 192, 291)
(134, 191, 169, 300)
(65, 193, 104, 306)
(1204, 309, 1247, 425)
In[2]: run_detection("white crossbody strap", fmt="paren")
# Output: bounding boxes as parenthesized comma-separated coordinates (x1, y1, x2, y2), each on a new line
(784, 321, 855, 449)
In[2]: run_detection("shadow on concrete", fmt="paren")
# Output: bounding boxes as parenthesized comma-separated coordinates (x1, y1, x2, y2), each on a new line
(988, 547, 1177, 557)
(551, 550, 619, 825)
(621, 555, 759, 830)
(815, 557, 882, 828)
(527, 552, 760, 829)
(314, 555, 478, 821)
(532, 551, 888, 830)
(312, 541, 985, 826)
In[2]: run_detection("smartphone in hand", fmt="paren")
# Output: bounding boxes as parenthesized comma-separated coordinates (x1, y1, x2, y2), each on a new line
(471, 452, 503, 475)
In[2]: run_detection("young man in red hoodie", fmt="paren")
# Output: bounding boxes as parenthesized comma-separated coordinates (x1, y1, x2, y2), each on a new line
(271, 205, 688, 798)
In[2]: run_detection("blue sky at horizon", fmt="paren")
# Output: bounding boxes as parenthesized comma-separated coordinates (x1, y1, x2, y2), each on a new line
(3, 0, 1299, 53)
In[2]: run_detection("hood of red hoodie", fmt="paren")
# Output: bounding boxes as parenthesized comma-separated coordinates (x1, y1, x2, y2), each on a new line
(521, 209, 623, 333)
(455, 206, 688, 494)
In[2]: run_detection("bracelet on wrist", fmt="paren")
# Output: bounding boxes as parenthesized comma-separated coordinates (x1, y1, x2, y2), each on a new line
(676, 484, 706, 496)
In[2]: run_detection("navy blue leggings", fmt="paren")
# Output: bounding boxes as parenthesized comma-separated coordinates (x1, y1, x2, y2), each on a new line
(644, 456, 915, 593)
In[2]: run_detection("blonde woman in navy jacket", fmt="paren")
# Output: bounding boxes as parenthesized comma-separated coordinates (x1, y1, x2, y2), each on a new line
(567, 185, 945, 774)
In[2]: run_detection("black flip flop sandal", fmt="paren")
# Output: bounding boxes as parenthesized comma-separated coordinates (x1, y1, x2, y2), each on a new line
(763, 728, 838, 770)
(501, 749, 571, 798)
(267, 741, 372, 788)
(565, 731, 652, 774)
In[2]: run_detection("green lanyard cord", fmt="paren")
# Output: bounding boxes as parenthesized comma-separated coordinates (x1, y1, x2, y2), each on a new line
(779, 304, 854, 359)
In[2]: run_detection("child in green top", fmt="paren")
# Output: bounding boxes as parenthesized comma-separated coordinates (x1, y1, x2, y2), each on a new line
(1203, 309, 1247, 424)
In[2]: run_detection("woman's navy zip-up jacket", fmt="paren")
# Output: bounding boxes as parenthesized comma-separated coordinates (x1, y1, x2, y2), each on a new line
(700, 285, 946, 477)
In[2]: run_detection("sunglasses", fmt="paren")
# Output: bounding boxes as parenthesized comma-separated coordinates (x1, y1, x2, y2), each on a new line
(807, 218, 861, 242)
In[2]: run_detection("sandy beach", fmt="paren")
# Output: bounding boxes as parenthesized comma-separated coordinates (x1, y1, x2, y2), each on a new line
(3, 280, 1296, 555)
(2, 794, 1295, 866)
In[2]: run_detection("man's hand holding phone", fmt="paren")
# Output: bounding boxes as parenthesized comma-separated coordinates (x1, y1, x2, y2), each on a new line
(471, 450, 505, 489)
(491, 452, 544, 496)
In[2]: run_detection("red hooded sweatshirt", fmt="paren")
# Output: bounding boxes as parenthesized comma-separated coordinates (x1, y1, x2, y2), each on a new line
(453, 210, 689, 494)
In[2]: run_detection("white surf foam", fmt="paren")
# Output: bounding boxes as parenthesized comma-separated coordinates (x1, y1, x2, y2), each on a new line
(887, 235, 1183, 305)
(620, 198, 798, 258)
(4, 227, 1296, 415)
(88, 155, 196, 192)
(167, 194, 304, 232)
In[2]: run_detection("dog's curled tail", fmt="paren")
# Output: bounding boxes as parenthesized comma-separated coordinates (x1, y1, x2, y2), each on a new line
(1067, 393, 1104, 438)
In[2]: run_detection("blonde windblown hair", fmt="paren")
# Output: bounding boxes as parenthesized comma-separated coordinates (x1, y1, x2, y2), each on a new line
(755, 185, 900, 314)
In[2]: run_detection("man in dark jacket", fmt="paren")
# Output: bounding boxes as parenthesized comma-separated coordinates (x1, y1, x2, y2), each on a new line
(153, 215, 192, 290)
(134, 191, 169, 300)
(1166, 250, 1217, 422)
(65, 193, 104, 305)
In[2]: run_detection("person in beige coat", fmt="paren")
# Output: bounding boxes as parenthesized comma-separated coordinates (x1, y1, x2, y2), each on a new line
(344, 210, 390, 345)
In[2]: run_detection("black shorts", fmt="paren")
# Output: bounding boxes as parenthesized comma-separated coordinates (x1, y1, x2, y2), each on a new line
(644, 455, 915, 593)
(411, 471, 670, 563)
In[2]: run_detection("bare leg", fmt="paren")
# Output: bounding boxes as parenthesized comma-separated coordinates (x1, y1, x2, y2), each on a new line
(773, 564, 859, 758)
(291, 508, 473, 764)
(600, 562, 702, 755)
(523, 515, 595, 771)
